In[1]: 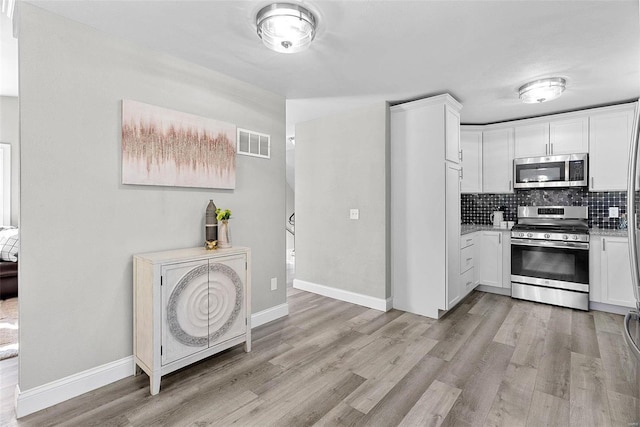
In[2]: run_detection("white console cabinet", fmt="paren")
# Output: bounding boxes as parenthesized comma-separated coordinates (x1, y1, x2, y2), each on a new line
(133, 246, 251, 395)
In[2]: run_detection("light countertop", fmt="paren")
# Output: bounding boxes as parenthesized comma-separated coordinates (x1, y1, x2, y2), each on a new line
(589, 228, 628, 237)
(461, 225, 512, 235)
(461, 224, 628, 237)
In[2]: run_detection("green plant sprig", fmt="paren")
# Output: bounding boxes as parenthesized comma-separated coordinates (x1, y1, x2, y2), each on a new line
(215, 208, 232, 221)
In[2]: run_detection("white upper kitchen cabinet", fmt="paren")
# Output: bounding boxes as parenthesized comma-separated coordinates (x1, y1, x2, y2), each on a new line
(514, 116, 588, 159)
(390, 93, 463, 319)
(549, 116, 588, 155)
(589, 104, 635, 191)
(460, 127, 482, 193)
(445, 106, 462, 164)
(514, 123, 549, 158)
(482, 127, 514, 193)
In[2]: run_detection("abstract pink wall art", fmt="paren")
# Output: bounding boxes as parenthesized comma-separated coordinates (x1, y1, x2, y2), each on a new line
(122, 100, 236, 189)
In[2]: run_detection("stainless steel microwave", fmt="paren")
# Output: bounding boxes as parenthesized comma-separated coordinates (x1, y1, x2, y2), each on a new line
(513, 153, 588, 189)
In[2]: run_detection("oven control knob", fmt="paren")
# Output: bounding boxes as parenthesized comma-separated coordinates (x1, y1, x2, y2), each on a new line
(563, 234, 568, 240)
(544, 233, 550, 239)
(572, 235, 578, 240)
(527, 233, 533, 238)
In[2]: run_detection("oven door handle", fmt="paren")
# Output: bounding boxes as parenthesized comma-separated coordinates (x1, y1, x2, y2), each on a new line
(511, 238, 590, 250)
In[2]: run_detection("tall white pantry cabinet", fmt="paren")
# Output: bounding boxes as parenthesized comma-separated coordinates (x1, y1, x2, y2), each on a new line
(133, 246, 251, 395)
(391, 94, 462, 319)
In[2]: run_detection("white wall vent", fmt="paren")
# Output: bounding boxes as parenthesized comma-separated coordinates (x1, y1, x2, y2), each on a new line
(237, 128, 270, 159)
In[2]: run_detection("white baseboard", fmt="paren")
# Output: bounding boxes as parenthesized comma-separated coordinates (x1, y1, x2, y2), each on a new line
(251, 303, 289, 328)
(13, 303, 290, 419)
(15, 356, 133, 419)
(589, 301, 633, 315)
(477, 284, 512, 296)
(294, 279, 392, 312)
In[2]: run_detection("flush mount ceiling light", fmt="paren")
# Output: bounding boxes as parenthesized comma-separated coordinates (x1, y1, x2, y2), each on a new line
(518, 77, 567, 104)
(256, 3, 317, 53)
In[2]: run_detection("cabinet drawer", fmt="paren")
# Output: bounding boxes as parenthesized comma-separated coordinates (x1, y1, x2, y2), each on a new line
(461, 244, 474, 273)
(461, 267, 476, 293)
(461, 234, 475, 249)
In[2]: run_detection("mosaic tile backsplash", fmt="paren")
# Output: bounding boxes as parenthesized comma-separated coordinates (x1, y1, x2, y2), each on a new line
(461, 189, 627, 229)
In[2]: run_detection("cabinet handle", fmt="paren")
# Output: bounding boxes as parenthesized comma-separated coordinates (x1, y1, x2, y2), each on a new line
(602, 238, 605, 251)
(550, 143, 554, 154)
(461, 168, 464, 180)
(545, 144, 548, 155)
(466, 281, 473, 287)
(499, 233, 502, 244)
(466, 258, 472, 262)
(459, 150, 463, 161)
(592, 177, 594, 189)
(466, 239, 472, 244)
(509, 180, 512, 191)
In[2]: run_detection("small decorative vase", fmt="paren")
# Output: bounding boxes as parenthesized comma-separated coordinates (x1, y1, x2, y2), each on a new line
(218, 220, 231, 248)
(205, 200, 218, 243)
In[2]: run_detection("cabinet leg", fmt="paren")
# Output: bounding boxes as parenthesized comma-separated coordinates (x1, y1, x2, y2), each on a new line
(133, 363, 142, 377)
(244, 337, 251, 353)
(150, 374, 161, 395)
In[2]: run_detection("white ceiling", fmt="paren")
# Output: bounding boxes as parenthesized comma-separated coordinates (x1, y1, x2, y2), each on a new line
(3, 1, 640, 186)
(16, 1, 640, 126)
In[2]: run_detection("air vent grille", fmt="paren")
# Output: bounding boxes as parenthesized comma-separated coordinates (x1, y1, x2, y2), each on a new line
(237, 128, 270, 159)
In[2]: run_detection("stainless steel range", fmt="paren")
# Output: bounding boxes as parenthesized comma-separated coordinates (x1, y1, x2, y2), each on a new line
(511, 206, 590, 310)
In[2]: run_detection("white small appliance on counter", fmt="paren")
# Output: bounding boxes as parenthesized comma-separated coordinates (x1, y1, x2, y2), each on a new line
(490, 211, 503, 227)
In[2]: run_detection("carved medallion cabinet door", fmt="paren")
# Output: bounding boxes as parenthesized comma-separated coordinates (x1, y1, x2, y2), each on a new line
(161, 254, 247, 366)
(207, 254, 247, 348)
(161, 259, 210, 365)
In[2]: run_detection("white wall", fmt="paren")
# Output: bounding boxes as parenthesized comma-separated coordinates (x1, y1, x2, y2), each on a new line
(0, 95, 19, 225)
(18, 4, 285, 390)
(286, 182, 294, 256)
(295, 102, 390, 299)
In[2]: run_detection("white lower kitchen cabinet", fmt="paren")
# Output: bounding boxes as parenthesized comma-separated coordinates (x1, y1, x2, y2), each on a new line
(460, 232, 479, 298)
(479, 231, 502, 287)
(133, 246, 251, 395)
(478, 230, 511, 292)
(589, 236, 635, 308)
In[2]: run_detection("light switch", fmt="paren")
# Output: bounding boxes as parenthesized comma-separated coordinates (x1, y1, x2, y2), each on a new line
(350, 209, 359, 220)
(609, 207, 619, 218)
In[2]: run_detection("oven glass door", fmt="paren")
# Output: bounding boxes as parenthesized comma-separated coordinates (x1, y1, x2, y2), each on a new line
(511, 241, 589, 284)
(515, 161, 565, 184)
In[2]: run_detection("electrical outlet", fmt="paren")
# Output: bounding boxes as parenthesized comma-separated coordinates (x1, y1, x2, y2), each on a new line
(350, 209, 359, 220)
(270, 277, 277, 291)
(609, 207, 619, 218)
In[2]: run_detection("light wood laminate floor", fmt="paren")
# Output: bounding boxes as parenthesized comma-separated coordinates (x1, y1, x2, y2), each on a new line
(0, 289, 636, 426)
